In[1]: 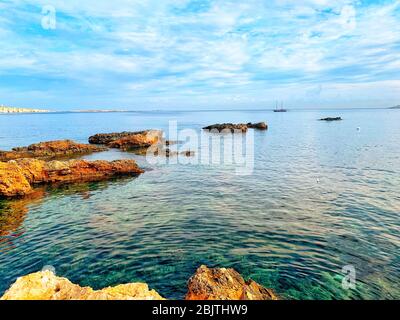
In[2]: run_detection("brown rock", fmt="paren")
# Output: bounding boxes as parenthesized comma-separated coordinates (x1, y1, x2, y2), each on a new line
(0, 158, 144, 198)
(247, 122, 268, 130)
(0, 161, 33, 197)
(181, 150, 195, 157)
(89, 130, 162, 146)
(0, 140, 106, 161)
(203, 123, 248, 133)
(89, 131, 140, 144)
(185, 265, 278, 300)
(108, 130, 162, 150)
(164, 149, 195, 157)
(0, 271, 164, 300)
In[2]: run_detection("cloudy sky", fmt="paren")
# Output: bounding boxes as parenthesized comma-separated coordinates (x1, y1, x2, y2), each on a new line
(0, 0, 399, 110)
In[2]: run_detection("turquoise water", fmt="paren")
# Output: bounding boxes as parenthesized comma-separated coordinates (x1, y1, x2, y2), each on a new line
(0, 109, 399, 299)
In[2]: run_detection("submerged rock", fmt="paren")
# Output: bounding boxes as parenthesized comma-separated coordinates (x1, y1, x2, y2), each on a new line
(320, 117, 342, 121)
(162, 149, 195, 157)
(0, 271, 164, 300)
(185, 265, 278, 300)
(0, 158, 144, 198)
(0, 140, 106, 161)
(203, 122, 268, 132)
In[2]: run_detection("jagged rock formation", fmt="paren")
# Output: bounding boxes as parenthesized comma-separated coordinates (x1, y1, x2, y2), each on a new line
(0, 271, 164, 300)
(203, 122, 268, 132)
(0, 158, 144, 198)
(108, 130, 162, 150)
(185, 265, 278, 300)
(0, 140, 106, 161)
(89, 131, 142, 145)
(88, 130, 162, 148)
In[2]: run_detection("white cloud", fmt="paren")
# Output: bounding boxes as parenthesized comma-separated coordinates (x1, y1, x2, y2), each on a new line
(0, 0, 399, 109)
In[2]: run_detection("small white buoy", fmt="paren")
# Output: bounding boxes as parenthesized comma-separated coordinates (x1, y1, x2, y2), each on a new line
(357, 127, 361, 131)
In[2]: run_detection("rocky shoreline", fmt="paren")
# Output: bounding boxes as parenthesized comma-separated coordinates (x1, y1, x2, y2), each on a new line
(0, 140, 106, 162)
(1, 265, 278, 300)
(0, 158, 143, 198)
(0, 129, 188, 198)
(0, 125, 274, 300)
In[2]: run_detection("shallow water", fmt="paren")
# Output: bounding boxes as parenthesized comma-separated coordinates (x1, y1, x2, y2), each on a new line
(0, 109, 399, 299)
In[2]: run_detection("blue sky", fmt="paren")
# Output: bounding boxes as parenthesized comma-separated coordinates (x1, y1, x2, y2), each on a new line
(0, 0, 399, 110)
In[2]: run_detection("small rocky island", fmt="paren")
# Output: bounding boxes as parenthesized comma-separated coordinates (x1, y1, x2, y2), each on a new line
(203, 122, 268, 132)
(320, 117, 342, 121)
(89, 130, 163, 150)
(0, 105, 50, 113)
(89, 129, 194, 157)
(0, 265, 278, 300)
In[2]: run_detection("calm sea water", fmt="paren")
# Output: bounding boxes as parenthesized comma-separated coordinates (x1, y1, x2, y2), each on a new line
(0, 109, 399, 299)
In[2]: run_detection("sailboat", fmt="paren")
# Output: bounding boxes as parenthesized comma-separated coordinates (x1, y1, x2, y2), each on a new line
(274, 101, 287, 112)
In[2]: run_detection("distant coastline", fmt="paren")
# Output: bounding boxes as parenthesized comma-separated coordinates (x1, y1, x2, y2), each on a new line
(0, 106, 128, 114)
(1, 105, 399, 114)
(0, 105, 50, 113)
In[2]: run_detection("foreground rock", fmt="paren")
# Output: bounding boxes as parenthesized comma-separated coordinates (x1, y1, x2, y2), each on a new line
(0, 271, 163, 300)
(1, 266, 278, 300)
(320, 117, 342, 121)
(0, 140, 106, 161)
(185, 265, 278, 300)
(203, 122, 268, 132)
(0, 158, 144, 198)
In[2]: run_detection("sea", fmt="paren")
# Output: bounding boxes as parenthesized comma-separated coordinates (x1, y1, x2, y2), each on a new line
(0, 108, 399, 299)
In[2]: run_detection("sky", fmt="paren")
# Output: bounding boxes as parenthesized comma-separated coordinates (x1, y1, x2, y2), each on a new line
(0, 0, 399, 110)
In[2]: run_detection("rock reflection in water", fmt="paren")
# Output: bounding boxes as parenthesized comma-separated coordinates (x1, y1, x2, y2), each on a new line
(0, 177, 136, 253)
